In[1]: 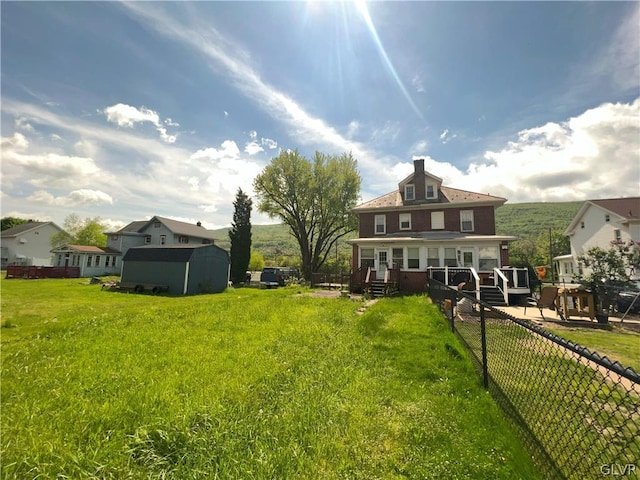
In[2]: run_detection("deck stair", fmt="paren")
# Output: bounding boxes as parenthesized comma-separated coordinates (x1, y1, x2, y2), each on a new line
(368, 280, 399, 298)
(480, 286, 507, 306)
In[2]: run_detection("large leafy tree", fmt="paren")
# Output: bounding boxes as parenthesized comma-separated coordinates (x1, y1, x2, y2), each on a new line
(574, 242, 639, 318)
(51, 214, 108, 248)
(253, 150, 361, 280)
(229, 188, 253, 284)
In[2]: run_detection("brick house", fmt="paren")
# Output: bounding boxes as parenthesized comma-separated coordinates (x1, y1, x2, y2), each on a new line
(348, 159, 528, 302)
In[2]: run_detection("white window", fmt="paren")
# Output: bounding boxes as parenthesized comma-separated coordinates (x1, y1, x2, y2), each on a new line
(160, 235, 166, 245)
(460, 210, 474, 232)
(431, 211, 444, 230)
(375, 215, 386, 234)
(154, 221, 161, 228)
(614, 229, 622, 243)
(426, 183, 436, 199)
(444, 248, 457, 267)
(478, 247, 499, 271)
(87, 256, 93, 267)
(105, 256, 110, 267)
(404, 184, 415, 201)
(360, 248, 374, 269)
(392, 248, 404, 269)
(427, 247, 440, 267)
(179, 235, 189, 244)
(399, 213, 411, 230)
(144, 235, 151, 244)
(95, 256, 100, 267)
(407, 247, 420, 269)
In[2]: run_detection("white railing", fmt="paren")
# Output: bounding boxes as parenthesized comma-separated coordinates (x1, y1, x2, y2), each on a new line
(493, 268, 510, 305)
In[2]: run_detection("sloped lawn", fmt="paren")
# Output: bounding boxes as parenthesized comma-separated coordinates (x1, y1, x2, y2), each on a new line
(1, 278, 540, 479)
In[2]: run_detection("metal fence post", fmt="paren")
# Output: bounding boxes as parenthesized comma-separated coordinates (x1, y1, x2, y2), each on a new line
(480, 304, 489, 389)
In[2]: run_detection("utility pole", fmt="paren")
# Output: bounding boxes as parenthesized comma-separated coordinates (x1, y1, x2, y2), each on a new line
(549, 228, 555, 285)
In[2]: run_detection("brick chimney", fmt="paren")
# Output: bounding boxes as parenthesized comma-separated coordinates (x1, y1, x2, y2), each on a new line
(413, 158, 426, 200)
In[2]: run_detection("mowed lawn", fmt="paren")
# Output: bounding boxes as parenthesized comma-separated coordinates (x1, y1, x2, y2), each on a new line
(1, 278, 541, 479)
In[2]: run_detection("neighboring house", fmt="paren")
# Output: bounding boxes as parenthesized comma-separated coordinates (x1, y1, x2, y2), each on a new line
(1, 221, 64, 269)
(121, 244, 230, 295)
(51, 245, 122, 277)
(49, 216, 218, 278)
(555, 197, 640, 283)
(348, 158, 528, 302)
(105, 216, 217, 259)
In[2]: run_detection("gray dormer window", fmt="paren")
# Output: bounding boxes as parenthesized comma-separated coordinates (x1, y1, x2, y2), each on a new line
(405, 184, 415, 201)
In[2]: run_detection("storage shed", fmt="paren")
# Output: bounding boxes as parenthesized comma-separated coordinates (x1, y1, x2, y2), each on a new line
(121, 244, 230, 295)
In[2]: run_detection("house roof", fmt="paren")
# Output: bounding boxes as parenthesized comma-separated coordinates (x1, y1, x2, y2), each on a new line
(122, 244, 226, 263)
(1, 221, 63, 237)
(590, 197, 640, 221)
(353, 186, 507, 211)
(108, 216, 217, 240)
(564, 197, 640, 235)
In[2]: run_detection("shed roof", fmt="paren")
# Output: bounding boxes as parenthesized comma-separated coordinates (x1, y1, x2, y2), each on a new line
(122, 244, 225, 263)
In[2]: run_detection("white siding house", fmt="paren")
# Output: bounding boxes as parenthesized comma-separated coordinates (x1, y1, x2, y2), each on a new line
(1, 221, 64, 269)
(52, 245, 122, 277)
(49, 216, 218, 277)
(555, 197, 640, 283)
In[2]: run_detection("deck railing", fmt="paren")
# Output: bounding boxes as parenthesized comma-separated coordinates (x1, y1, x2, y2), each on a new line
(426, 277, 639, 479)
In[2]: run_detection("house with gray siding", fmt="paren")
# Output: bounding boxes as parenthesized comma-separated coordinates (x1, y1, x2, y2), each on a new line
(49, 216, 218, 277)
(105, 216, 217, 258)
(1, 221, 64, 269)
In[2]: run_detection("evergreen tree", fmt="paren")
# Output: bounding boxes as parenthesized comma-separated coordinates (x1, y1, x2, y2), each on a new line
(229, 189, 253, 284)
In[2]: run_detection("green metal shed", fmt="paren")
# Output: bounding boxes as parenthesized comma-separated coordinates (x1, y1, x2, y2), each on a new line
(121, 244, 230, 295)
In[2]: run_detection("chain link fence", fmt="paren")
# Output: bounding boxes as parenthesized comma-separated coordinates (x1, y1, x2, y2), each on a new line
(427, 279, 640, 480)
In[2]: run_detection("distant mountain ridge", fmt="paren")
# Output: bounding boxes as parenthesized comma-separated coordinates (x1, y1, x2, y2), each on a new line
(212, 201, 583, 257)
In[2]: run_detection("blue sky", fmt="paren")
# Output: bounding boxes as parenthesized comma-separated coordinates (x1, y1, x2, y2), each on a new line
(2, 1, 638, 230)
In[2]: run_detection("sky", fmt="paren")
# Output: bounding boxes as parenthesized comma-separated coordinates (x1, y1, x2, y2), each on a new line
(1, 1, 639, 231)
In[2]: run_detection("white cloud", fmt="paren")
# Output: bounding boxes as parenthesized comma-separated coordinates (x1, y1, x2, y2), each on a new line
(191, 140, 241, 161)
(409, 140, 428, 155)
(244, 141, 264, 155)
(261, 137, 278, 149)
(103, 103, 177, 143)
(449, 99, 640, 202)
(1, 132, 29, 150)
(411, 74, 425, 93)
(104, 103, 160, 127)
(120, 3, 385, 173)
(439, 129, 457, 144)
(28, 189, 114, 206)
(249, 130, 257, 140)
(1, 139, 101, 189)
(15, 117, 34, 132)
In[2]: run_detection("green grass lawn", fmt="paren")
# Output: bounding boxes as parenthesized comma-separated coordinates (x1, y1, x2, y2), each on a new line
(1, 278, 541, 479)
(542, 324, 640, 373)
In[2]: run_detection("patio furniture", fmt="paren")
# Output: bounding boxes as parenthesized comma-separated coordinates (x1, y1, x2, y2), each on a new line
(524, 286, 565, 321)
